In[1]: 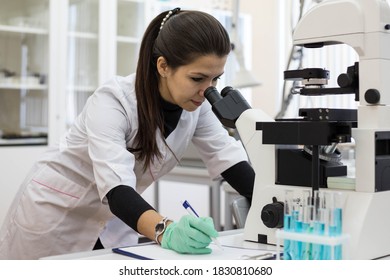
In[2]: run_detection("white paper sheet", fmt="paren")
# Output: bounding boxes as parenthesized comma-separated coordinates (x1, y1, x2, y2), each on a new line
(115, 243, 276, 260)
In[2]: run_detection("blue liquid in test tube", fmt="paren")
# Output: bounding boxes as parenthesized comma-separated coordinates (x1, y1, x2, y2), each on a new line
(283, 214, 292, 260)
(329, 207, 343, 259)
(312, 220, 325, 260)
(291, 209, 303, 259)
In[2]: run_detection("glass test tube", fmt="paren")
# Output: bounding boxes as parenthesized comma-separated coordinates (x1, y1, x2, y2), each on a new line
(312, 190, 326, 260)
(327, 192, 343, 260)
(283, 190, 294, 260)
(301, 190, 314, 260)
(291, 191, 305, 260)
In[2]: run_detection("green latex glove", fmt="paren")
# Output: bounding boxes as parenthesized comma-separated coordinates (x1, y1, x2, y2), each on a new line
(161, 215, 218, 254)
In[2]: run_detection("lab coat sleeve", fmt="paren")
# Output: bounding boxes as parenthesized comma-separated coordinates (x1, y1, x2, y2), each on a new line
(192, 102, 249, 179)
(84, 86, 137, 200)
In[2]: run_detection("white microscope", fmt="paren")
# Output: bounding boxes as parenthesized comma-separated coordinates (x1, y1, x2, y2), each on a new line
(206, 0, 390, 259)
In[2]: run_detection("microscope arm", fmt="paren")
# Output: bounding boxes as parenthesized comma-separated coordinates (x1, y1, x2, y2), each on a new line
(204, 86, 276, 208)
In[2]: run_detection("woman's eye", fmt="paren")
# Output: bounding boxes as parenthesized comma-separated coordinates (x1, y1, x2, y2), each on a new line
(191, 77, 203, 82)
(191, 76, 221, 83)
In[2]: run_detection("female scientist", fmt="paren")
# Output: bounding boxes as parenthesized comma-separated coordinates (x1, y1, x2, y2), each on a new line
(0, 8, 254, 259)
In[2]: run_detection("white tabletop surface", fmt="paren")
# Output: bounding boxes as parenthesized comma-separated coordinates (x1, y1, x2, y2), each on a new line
(43, 229, 277, 260)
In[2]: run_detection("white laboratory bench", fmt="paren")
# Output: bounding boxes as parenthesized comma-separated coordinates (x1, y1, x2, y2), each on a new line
(42, 227, 390, 260)
(42, 229, 277, 260)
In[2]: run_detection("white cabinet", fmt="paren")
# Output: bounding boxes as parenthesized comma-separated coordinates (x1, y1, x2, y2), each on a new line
(116, 0, 148, 76)
(63, 0, 152, 134)
(0, 0, 50, 145)
(0, 0, 151, 146)
(0, 0, 53, 227)
(65, 0, 100, 127)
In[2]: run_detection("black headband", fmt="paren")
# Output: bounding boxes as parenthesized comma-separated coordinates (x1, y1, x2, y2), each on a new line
(159, 7, 181, 31)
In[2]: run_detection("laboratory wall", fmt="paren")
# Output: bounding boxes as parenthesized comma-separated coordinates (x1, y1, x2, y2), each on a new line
(240, 0, 286, 117)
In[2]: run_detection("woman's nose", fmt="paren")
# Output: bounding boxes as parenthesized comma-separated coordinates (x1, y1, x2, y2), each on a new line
(200, 81, 215, 96)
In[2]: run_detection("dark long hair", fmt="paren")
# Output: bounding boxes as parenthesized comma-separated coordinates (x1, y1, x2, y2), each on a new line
(133, 9, 231, 171)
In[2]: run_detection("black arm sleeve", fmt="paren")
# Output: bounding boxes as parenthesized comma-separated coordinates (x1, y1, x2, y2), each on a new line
(221, 161, 255, 201)
(106, 185, 155, 232)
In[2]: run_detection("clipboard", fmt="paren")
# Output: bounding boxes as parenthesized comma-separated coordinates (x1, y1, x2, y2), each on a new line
(112, 247, 154, 260)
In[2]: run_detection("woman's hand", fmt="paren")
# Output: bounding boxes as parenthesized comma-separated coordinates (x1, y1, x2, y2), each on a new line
(161, 215, 218, 254)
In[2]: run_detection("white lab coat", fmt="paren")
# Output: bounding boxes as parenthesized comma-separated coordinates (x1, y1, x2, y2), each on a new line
(0, 74, 249, 259)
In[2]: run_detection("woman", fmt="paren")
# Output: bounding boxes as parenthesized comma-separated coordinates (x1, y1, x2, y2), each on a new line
(0, 8, 254, 259)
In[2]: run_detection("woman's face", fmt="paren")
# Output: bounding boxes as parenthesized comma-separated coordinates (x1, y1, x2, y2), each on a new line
(158, 54, 227, 112)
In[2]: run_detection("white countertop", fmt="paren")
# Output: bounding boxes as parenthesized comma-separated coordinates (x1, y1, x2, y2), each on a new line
(43, 229, 277, 260)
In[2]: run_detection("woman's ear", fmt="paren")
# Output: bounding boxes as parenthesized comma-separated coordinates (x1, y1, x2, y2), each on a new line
(156, 56, 169, 78)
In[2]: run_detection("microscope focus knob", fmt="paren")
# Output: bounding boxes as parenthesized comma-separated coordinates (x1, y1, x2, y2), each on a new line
(365, 89, 380, 104)
(261, 197, 284, 228)
(337, 73, 353, 88)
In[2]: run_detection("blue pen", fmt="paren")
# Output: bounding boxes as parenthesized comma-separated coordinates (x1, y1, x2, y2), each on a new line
(182, 200, 223, 250)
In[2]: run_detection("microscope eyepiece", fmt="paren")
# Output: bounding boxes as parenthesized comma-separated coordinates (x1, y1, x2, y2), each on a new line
(221, 86, 234, 97)
(204, 86, 222, 105)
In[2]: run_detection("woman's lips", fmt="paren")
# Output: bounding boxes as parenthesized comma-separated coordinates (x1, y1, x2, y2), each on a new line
(191, 100, 203, 106)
